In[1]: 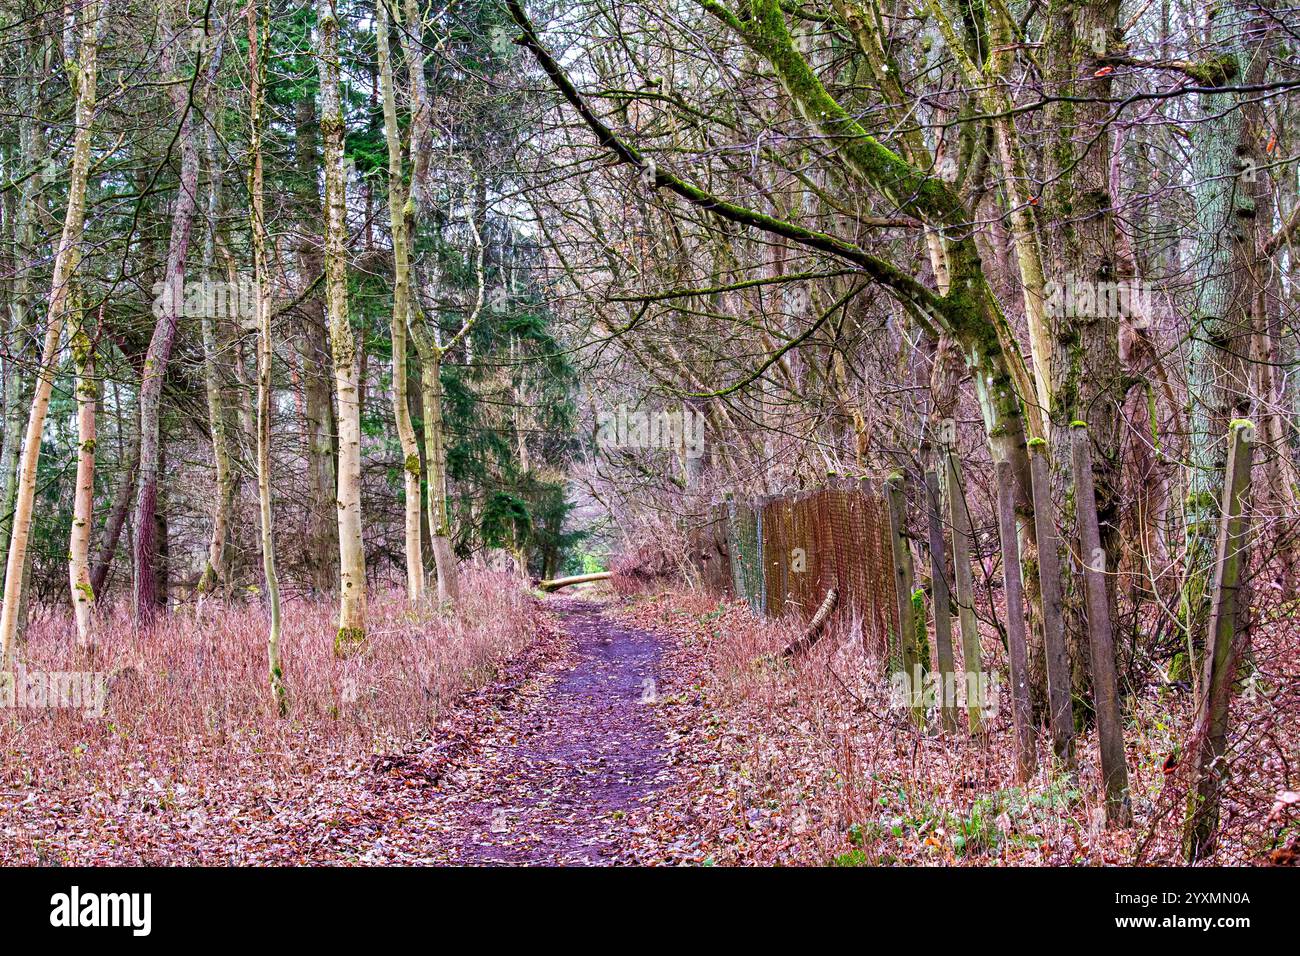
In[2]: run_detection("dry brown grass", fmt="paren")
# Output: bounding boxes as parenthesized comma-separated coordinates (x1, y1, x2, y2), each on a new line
(0, 570, 544, 864)
(622, 586, 1298, 866)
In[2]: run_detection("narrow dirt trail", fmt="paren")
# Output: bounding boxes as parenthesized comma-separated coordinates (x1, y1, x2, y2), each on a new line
(419, 597, 675, 864)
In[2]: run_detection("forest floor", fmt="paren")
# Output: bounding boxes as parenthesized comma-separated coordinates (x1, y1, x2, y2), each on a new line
(2, 587, 700, 865)
(404, 597, 675, 863)
(235, 593, 701, 864)
(5, 585, 1291, 865)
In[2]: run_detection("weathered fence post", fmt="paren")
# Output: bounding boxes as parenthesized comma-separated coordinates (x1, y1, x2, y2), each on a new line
(1027, 439, 1076, 769)
(944, 445, 983, 735)
(994, 460, 1038, 782)
(1184, 419, 1255, 861)
(1070, 422, 1132, 826)
(925, 469, 958, 733)
(885, 472, 925, 728)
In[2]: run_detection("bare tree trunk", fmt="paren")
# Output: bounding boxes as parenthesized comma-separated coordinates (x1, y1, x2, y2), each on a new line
(1183, 1, 1256, 668)
(1042, 0, 1127, 708)
(539, 571, 614, 592)
(995, 460, 1038, 782)
(292, 95, 339, 594)
(248, 0, 285, 712)
(1242, 14, 1297, 596)
(196, 37, 234, 596)
(925, 469, 959, 733)
(318, 0, 367, 648)
(69, 303, 96, 647)
(377, 0, 424, 605)
(780, 587, 839, 657)
(0, 0, 102, 665)
(399, 0, 464, 606)
(945, 443, 983, 735)
(1028, 441, 1076, 769)
(1183, 420, 1254, 860)
(406, 227, 485, 609)
(155, 444, 170, 607)
(0, 102, 41, 597)
(885, 473, 924, 729)
(418, 346, 460, 605)
(952, 2, 1052, 417)
(134, 16, 203, 626)
(1071, 422, 1132, 826)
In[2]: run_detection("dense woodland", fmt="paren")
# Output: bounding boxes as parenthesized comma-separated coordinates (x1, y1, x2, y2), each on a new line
(0, 0, 1298, 866)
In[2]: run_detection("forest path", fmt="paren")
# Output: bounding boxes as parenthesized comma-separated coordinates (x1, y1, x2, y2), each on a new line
(418, 597, 674, 864)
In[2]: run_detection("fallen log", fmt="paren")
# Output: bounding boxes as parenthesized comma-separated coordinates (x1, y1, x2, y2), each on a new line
(538, 571, 613, 592)
(780, 588, 839, 658)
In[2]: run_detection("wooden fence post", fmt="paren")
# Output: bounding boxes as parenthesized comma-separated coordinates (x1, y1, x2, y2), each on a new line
(925, 469, 958, 733)
(1184, 419, 1255, 860)
(944, 444, 983, 735)
(1027, 439, 1076, 769)
(994, 459, 1038, 782)
(885, 472, 925, 728)
(1070, 422, 1132, 826)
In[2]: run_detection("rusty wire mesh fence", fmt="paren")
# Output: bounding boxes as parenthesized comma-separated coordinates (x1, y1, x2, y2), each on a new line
(694, 481, 897, 657)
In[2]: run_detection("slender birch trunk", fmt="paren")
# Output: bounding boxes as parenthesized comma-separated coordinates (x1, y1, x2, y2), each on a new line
(318, 0, 367, 647)
(196, 36, 234, 596)
(0, 0, 102, 666)
(248, 0, 285, 712)
(927, 0, 1052, 416)
(0, 104, 40, 593)
(292, 94, 339, 594)
(69, 301, 96, 648)
(398, 0, 462, 605)
(377, 0, 424, 604)
(414, 343, 461, 604)
(425, 195, 487, 606)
